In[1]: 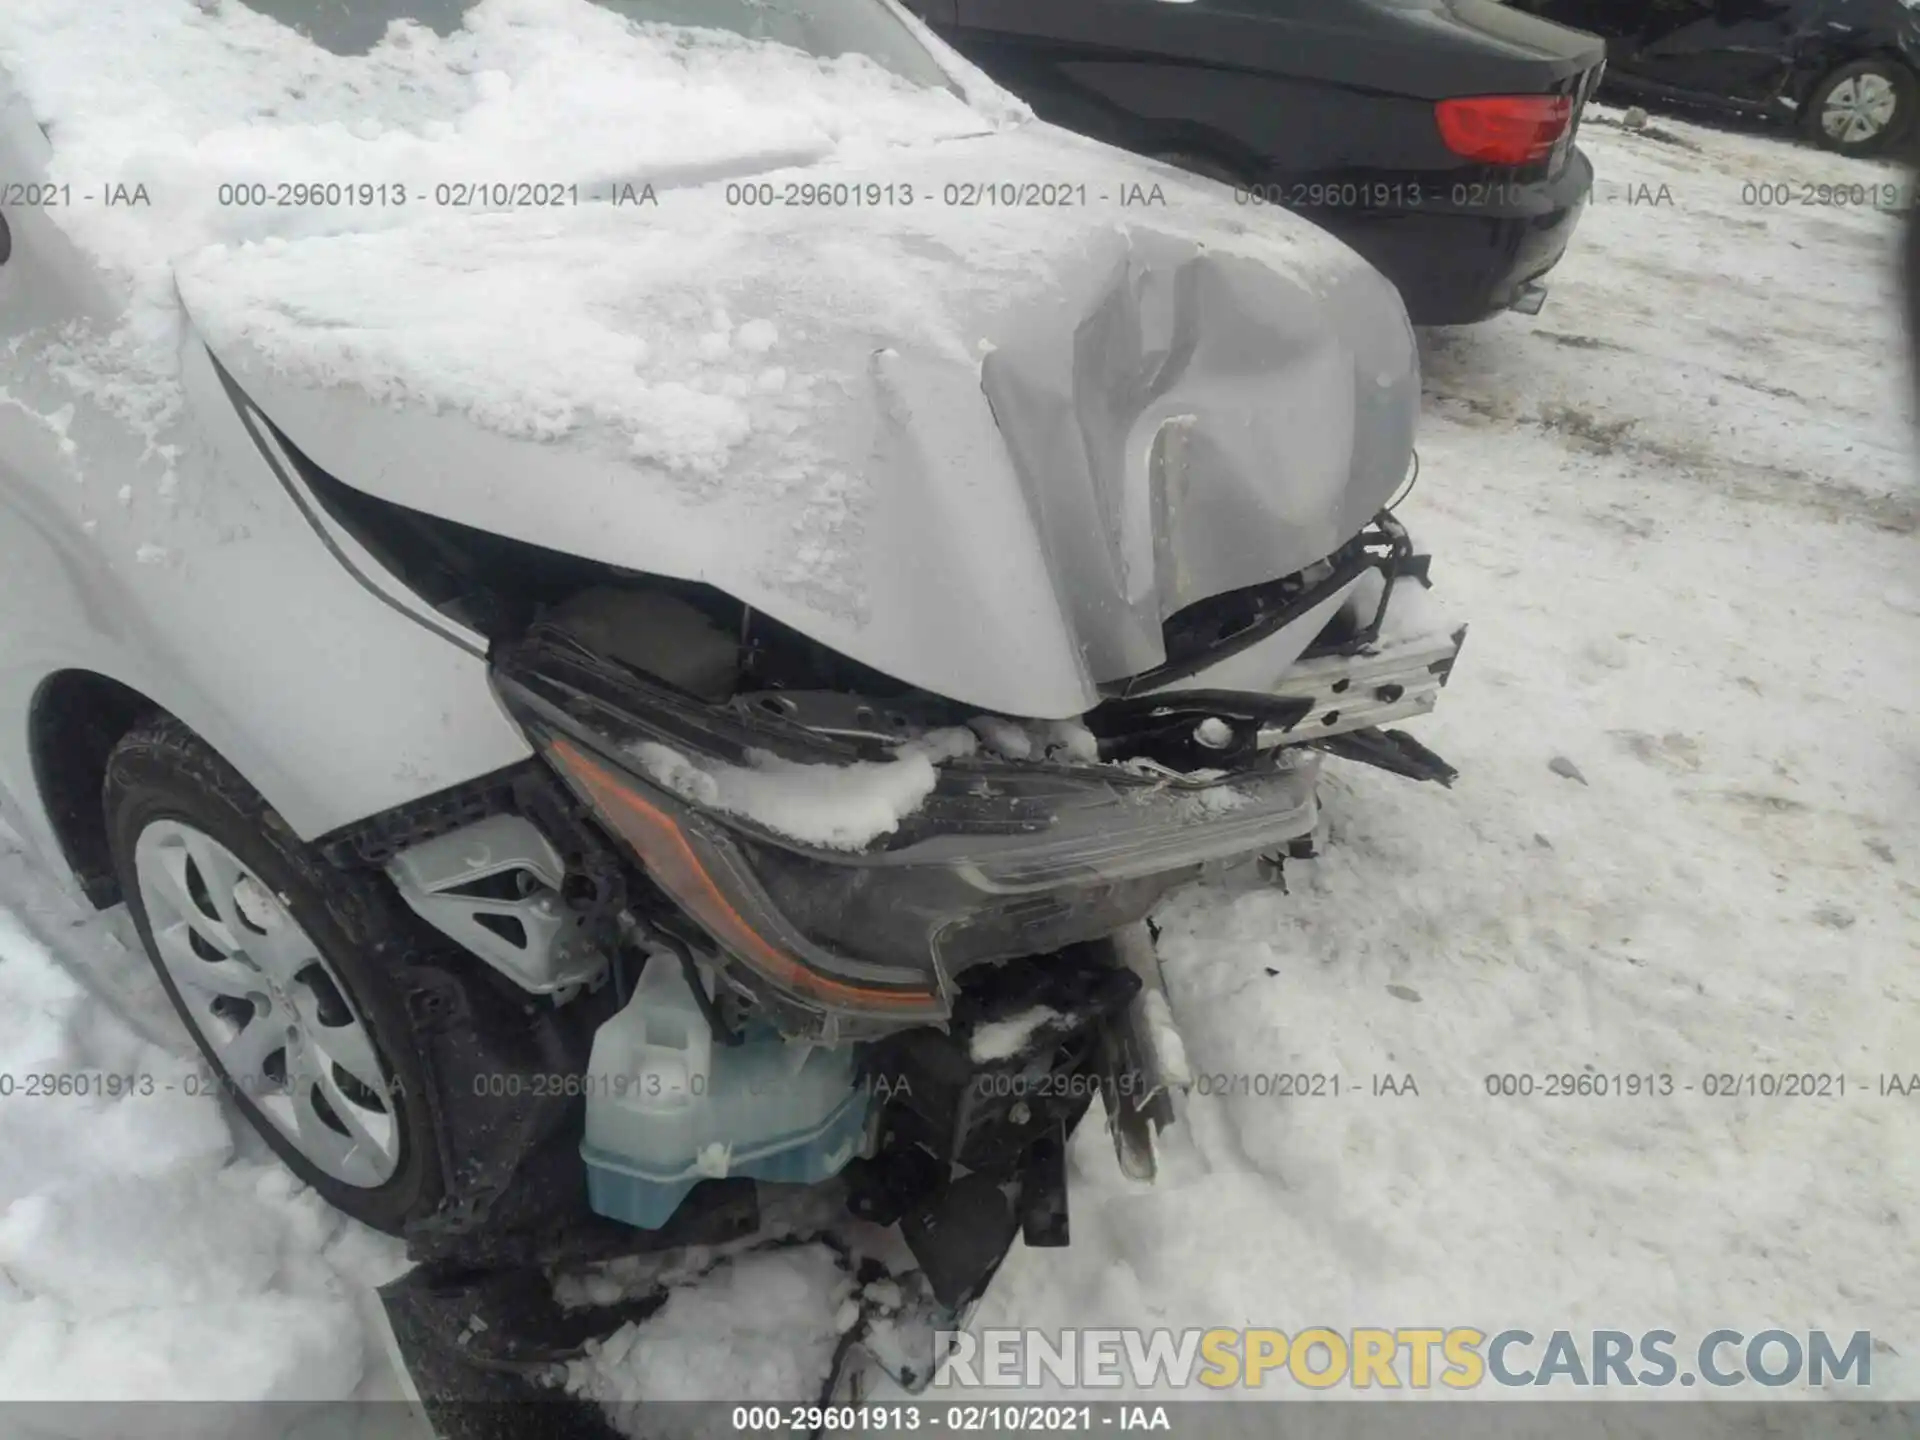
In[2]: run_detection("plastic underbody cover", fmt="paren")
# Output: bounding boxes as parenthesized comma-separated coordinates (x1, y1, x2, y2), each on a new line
(180, 121, 1418, 719)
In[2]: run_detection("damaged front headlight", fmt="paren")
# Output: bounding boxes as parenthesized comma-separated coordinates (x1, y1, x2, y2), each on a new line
(493, 634, 1323, 1042)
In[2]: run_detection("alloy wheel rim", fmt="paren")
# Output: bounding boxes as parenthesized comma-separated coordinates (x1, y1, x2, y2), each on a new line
(1822, 74, 1898, 144)
(133, 820, 401, 1187)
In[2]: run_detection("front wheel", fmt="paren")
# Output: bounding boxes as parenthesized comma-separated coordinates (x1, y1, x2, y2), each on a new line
(1804, 59, 1915, 156)
(106, 718, 444, 1233)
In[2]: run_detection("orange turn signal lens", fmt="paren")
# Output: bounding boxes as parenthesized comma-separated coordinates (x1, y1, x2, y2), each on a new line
(543, 735, 938, 1013)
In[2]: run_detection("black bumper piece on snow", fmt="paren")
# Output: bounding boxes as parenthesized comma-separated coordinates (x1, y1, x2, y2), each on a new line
(849, 945, 1144, 1311)
(1318, 726, 1461, 787)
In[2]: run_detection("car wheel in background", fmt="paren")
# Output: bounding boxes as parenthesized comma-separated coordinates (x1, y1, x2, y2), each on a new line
(1804, 59, 1915, 156)
(105, 717, 444, 1233)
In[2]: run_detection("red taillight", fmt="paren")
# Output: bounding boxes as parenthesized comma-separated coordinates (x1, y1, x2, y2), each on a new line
(1435, 95, 1572, 166)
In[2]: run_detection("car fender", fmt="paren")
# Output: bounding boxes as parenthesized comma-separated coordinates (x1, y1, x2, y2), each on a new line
(0, 334, 533, 896)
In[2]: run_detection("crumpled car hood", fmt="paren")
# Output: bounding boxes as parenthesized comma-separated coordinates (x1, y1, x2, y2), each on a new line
(178, 121, 1416, 720)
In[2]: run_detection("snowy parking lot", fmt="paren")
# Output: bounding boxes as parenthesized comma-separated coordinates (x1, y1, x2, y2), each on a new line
(0, 88, 1916, 1430)
(983, 104, 1920, 1398)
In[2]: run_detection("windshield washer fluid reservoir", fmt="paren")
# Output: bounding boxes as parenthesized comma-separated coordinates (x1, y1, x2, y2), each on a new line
(581, 950, 870, 1228)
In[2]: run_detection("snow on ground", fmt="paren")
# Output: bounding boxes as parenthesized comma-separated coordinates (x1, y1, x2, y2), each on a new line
(973, 105, 1920, 1401)
(0, 27, 1916, 1431)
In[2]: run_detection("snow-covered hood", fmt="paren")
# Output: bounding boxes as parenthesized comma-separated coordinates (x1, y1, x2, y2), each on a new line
(182, 121, 1415, 718)
(0, 0, 1413, 718)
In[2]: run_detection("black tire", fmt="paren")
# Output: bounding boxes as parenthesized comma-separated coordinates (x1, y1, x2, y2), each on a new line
(1803, 58, 1916, 157)
(1907, 172, 1920, 415)
(105, 717, 444, 1233)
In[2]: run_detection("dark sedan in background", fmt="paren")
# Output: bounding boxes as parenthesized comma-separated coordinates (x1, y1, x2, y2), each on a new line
(903, 0, 1608, 325)
(1509, 0, 1919, 156)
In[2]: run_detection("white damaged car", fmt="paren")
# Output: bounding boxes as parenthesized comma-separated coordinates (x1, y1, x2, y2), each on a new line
(0, 0, 1464, 1373)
